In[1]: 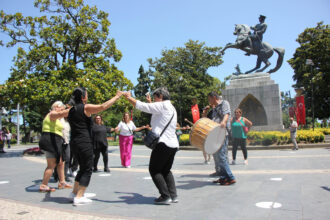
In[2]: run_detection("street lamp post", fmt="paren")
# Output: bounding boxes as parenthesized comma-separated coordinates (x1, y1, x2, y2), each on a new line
(178, 76, 183, 126)
(306, 59, 314, 131)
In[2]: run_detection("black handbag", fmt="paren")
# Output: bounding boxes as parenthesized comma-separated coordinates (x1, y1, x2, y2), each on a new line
(144, 113, 174, 150)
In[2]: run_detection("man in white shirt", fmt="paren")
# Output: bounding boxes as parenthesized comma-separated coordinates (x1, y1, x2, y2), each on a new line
(290, 117, 299, 150)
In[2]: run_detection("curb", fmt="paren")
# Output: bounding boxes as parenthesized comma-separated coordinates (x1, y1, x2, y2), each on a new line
(179, 143, 330, 151)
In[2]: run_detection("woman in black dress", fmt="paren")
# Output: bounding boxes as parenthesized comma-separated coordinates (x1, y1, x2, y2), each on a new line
(92, 115, 114, 173)
(68, 87, 122, 206)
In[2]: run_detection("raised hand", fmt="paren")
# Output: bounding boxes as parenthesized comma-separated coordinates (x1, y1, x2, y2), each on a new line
(116, 90, 123, 97)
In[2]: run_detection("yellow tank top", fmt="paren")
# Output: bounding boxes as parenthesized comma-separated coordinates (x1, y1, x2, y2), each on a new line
(42, 114, 63, 137)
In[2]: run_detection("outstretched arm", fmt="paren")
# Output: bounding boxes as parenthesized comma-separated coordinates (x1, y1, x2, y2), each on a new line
(134, 125, 149, 132)
(85, 91, 122, 116)
(49, 108, 70, 121)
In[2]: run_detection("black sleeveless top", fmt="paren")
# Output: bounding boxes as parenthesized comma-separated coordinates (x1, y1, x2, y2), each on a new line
(92, 124, 110, 149)
(68, 103, 93, 144)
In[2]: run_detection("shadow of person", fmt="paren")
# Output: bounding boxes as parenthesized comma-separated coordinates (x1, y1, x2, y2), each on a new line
(42, 193, 72, 204)
(179, 174, 210, 179)
(0, 151, 23, 158)
(321, 186, 330, 192)
(177, 180, 213, 190)
(93, 192, 154, 205)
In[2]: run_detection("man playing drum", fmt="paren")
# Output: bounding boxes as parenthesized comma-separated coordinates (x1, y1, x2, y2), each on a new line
(203, 92, 236, 185)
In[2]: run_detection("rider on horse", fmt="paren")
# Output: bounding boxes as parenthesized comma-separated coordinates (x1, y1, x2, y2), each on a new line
(245, 15, 267, 56)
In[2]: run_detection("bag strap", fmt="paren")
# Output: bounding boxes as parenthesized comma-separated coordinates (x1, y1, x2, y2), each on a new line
(237, 118, 248, 132)
(159, 113, 174, 137)
(125, 123, 133, 135)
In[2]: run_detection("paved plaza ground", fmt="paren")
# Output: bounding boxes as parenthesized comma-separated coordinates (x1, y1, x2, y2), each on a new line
(0, 145, 330, 220)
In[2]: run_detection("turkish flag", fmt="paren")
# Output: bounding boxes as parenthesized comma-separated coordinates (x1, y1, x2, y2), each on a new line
(289, 107, 296, 118)
(191, 104, 200, 123)
(295, 96, 306, 125)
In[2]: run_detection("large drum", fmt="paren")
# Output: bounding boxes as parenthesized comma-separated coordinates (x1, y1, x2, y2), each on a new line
(189, 118, 226, 154)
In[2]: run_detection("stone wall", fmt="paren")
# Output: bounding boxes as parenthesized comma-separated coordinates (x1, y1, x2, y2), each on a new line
(222, 72, 283, 131)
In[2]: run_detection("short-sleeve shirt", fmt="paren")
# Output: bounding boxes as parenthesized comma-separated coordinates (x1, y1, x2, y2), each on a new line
(208, 100, 231, 135)
(117, 121, 136, 136)
(210, 100, 231, 128)
(290, 121, 298, 133)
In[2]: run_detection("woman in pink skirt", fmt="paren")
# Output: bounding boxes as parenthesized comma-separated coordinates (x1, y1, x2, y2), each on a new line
(115, 112, 149, 168)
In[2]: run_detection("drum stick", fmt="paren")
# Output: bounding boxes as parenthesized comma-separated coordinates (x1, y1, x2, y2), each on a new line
(184, 118, 194, 126)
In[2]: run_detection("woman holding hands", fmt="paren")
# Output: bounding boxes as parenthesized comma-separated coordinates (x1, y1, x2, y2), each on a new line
(115, 112, 149, 168)
(67, 87, 122, 206)
(123, 88, 179, 205)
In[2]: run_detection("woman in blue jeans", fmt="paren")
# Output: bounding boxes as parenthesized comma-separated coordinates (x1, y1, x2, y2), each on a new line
(231, 108, 252, 165)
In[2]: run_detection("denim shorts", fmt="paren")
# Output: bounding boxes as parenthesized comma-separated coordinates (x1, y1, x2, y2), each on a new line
(44, 151, 56, 159)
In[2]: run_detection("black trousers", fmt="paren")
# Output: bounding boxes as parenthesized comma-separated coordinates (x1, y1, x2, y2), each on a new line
(93, 146, 109, 169)
(72, 141, 93, 187)
(232, 138, 248, 160)
(149, 142, 178, 199)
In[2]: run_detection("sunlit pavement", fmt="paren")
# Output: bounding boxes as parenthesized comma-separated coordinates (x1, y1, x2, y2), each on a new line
(1, 145, 330, 220)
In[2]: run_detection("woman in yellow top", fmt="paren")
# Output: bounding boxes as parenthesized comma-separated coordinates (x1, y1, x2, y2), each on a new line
(39, 101, 72, 192)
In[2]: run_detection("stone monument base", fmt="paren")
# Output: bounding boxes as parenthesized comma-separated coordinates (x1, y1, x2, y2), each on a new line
(222, 72, 283, 131)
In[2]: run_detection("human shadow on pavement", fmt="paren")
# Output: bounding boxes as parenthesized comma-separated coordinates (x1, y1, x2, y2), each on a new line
(321, 186, 330, 192)
(93, 192, 154, 205)
(179, 174, 211, 178)
(41, 193, 72, 204)
(0, 151, 24, 158)
(177, 180, 214, 190)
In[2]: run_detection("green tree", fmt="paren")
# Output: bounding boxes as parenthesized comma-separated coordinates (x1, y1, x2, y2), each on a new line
(0, 0, 132, 132)
(133, 65, 151, 127)
(281, 91, 295, 128)
(148, 40, 223, 125)
(288, 22, 330, 120)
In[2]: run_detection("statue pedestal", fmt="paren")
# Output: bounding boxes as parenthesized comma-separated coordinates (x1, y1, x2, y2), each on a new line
(222, 72, 283, 131)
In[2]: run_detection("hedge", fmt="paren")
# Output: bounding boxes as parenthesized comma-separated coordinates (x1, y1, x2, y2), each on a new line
(179, 128, 328, 146)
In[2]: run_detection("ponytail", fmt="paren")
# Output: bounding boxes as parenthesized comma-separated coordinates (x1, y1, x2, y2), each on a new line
(69, 87, 87, 106)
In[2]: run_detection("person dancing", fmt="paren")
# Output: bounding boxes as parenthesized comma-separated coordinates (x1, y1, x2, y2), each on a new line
(231, 108, 252, 165)
(115, 112, 149, 168)
(68, 87, 122, 206)
(92, 115, 114, 173)
(123, 88, 179, 205)
(39, 101, 72, 192)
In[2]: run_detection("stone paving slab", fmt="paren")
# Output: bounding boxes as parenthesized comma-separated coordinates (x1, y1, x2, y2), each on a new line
(1, 146, 330, 219)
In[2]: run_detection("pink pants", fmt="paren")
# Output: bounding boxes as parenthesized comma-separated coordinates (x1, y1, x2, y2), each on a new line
(119, 135, 134, 167)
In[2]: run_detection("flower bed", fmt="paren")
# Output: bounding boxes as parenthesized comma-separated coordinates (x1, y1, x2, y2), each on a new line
(179, 129, 327, 146)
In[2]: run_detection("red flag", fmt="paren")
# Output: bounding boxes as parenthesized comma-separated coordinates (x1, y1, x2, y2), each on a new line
(289, 107, 296, 118)
(295, 96, 306, 125)
(191, 104, 200, 123)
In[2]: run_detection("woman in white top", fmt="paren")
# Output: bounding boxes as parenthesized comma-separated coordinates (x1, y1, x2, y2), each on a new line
(123, 87, 179, 205)
(115, 112, 149, 168)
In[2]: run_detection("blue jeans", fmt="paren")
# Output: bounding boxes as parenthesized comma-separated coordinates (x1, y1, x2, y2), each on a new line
(213, 136, 235, 180)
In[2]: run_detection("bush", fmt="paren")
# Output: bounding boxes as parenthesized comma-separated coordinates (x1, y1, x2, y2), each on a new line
(179, 134, 190, 146)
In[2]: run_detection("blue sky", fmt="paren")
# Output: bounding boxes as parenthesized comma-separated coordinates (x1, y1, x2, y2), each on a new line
(0, 0, 329, 96)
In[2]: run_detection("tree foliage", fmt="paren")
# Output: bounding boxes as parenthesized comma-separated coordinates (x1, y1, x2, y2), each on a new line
(133, 65, 151, 127)
(288, 22, 330, 119)
(0, 0, 132, 132)
(148, 40, 223, 125)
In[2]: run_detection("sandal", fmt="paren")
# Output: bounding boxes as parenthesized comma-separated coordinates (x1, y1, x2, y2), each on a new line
(58, 182, 73, 189)
(39, 185, 56, 192)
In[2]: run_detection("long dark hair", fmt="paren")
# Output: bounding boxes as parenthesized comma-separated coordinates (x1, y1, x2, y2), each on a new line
(69, 87, 87, 106)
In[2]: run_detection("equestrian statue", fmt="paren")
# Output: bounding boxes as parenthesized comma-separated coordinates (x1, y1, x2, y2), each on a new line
(221, 15, 285, 74)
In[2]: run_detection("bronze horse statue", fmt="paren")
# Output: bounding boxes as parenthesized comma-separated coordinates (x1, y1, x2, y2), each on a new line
(221, 24, 285, 74)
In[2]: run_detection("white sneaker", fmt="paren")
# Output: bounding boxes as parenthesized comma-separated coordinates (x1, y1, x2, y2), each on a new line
(244, 160, 248, 165)
(72, 171, 77, 177)
(231, 160, 236, 165)
(73, 196, 92, 206)
(69, 192, 96, 202)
